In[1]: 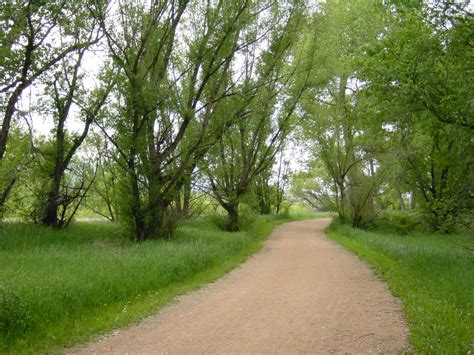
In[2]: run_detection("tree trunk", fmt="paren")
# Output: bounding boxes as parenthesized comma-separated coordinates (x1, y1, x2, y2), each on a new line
(41, 165, 63, 227)
(175, 193, 182, 216)
(0, 176, 17, 213)
(134, 215, 147, 242)
(276, 187, 283, 214)
(176, 178, 192, 218)
(42, 193, 59, 227)
(259, 198, 272, 215)
(352, 211, 363, 228)
(225, 203, 239, 232)
(128, 158, 145, 241)
(40, 118, 66, 227)
(137, 201, 176, 241)
(337, 182, 347, 223)
(0, 87, 23, 161)
(182, 182, 191, 218)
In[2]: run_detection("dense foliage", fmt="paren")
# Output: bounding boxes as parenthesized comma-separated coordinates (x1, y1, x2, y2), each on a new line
(0, 0, 472, 233)
(0, 0, 309, 238)
(292, 0, 473, 232)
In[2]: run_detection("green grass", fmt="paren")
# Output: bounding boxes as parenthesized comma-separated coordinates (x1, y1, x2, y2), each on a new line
(0, 214, 306, 354)
(326, 222, 474, 353)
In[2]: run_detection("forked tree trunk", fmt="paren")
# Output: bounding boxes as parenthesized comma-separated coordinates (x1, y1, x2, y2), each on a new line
(42, 193, 59, 227)
(41, 168, 63, 227)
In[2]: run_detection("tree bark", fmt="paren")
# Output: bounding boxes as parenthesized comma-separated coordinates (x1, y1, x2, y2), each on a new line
(41, 193, 59, 227)
(0, 176, 17, 212)
(182, 181, 191, 218)
(225, 202, 239, 232)
(40, 117, 66, 227)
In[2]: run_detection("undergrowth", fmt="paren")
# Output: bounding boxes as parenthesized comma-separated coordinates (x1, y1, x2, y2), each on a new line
(327, 221, 474, 353)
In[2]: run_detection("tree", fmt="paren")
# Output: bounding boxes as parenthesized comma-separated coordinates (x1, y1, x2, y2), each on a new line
(253, 167, 275, 215)
(31, 23, 112, 227)
(203, 0, 309, 231)
(290, 163, 335, 212)
(359, 1, 474, 231)
(0, 1, 105, 209)
(296, 0, 386, 227)
(94, 0, 273, 240)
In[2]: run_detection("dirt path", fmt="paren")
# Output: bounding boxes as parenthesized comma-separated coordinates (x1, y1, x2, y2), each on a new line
(69, 219, 411, 354)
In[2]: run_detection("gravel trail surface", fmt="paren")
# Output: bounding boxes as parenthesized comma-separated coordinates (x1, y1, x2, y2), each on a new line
(70, 219, 410, 354)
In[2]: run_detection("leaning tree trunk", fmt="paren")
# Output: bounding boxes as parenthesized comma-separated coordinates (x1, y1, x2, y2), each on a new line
(0, 176, 17, 213)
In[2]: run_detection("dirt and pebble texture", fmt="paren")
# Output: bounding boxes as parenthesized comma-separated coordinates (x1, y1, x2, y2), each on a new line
(68, 219, 411, 354)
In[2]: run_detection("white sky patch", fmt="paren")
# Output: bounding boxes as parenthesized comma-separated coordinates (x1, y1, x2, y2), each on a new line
(382, 123, 396, 132)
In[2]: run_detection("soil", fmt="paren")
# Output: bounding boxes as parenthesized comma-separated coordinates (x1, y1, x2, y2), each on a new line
(68, 218, 411, 354)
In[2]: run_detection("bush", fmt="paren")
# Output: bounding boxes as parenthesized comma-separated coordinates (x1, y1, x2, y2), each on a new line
(365, 210, 428, 235)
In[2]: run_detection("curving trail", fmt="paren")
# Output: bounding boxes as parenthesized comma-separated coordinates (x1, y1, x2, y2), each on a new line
(69, 219, 411, 354)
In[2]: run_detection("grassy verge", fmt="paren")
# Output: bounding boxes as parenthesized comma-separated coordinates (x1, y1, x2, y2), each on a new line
(326, 222, 474, 353)
(0, 214, 309, 354)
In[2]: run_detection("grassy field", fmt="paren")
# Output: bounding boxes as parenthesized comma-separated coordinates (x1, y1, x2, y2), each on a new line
(0, 214, 312, 354)
(326, 222, 474, 353)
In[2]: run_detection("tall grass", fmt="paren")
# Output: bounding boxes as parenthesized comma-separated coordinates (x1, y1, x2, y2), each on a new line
(327, 222, 474, 353)
(0, 215, 297, 353)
